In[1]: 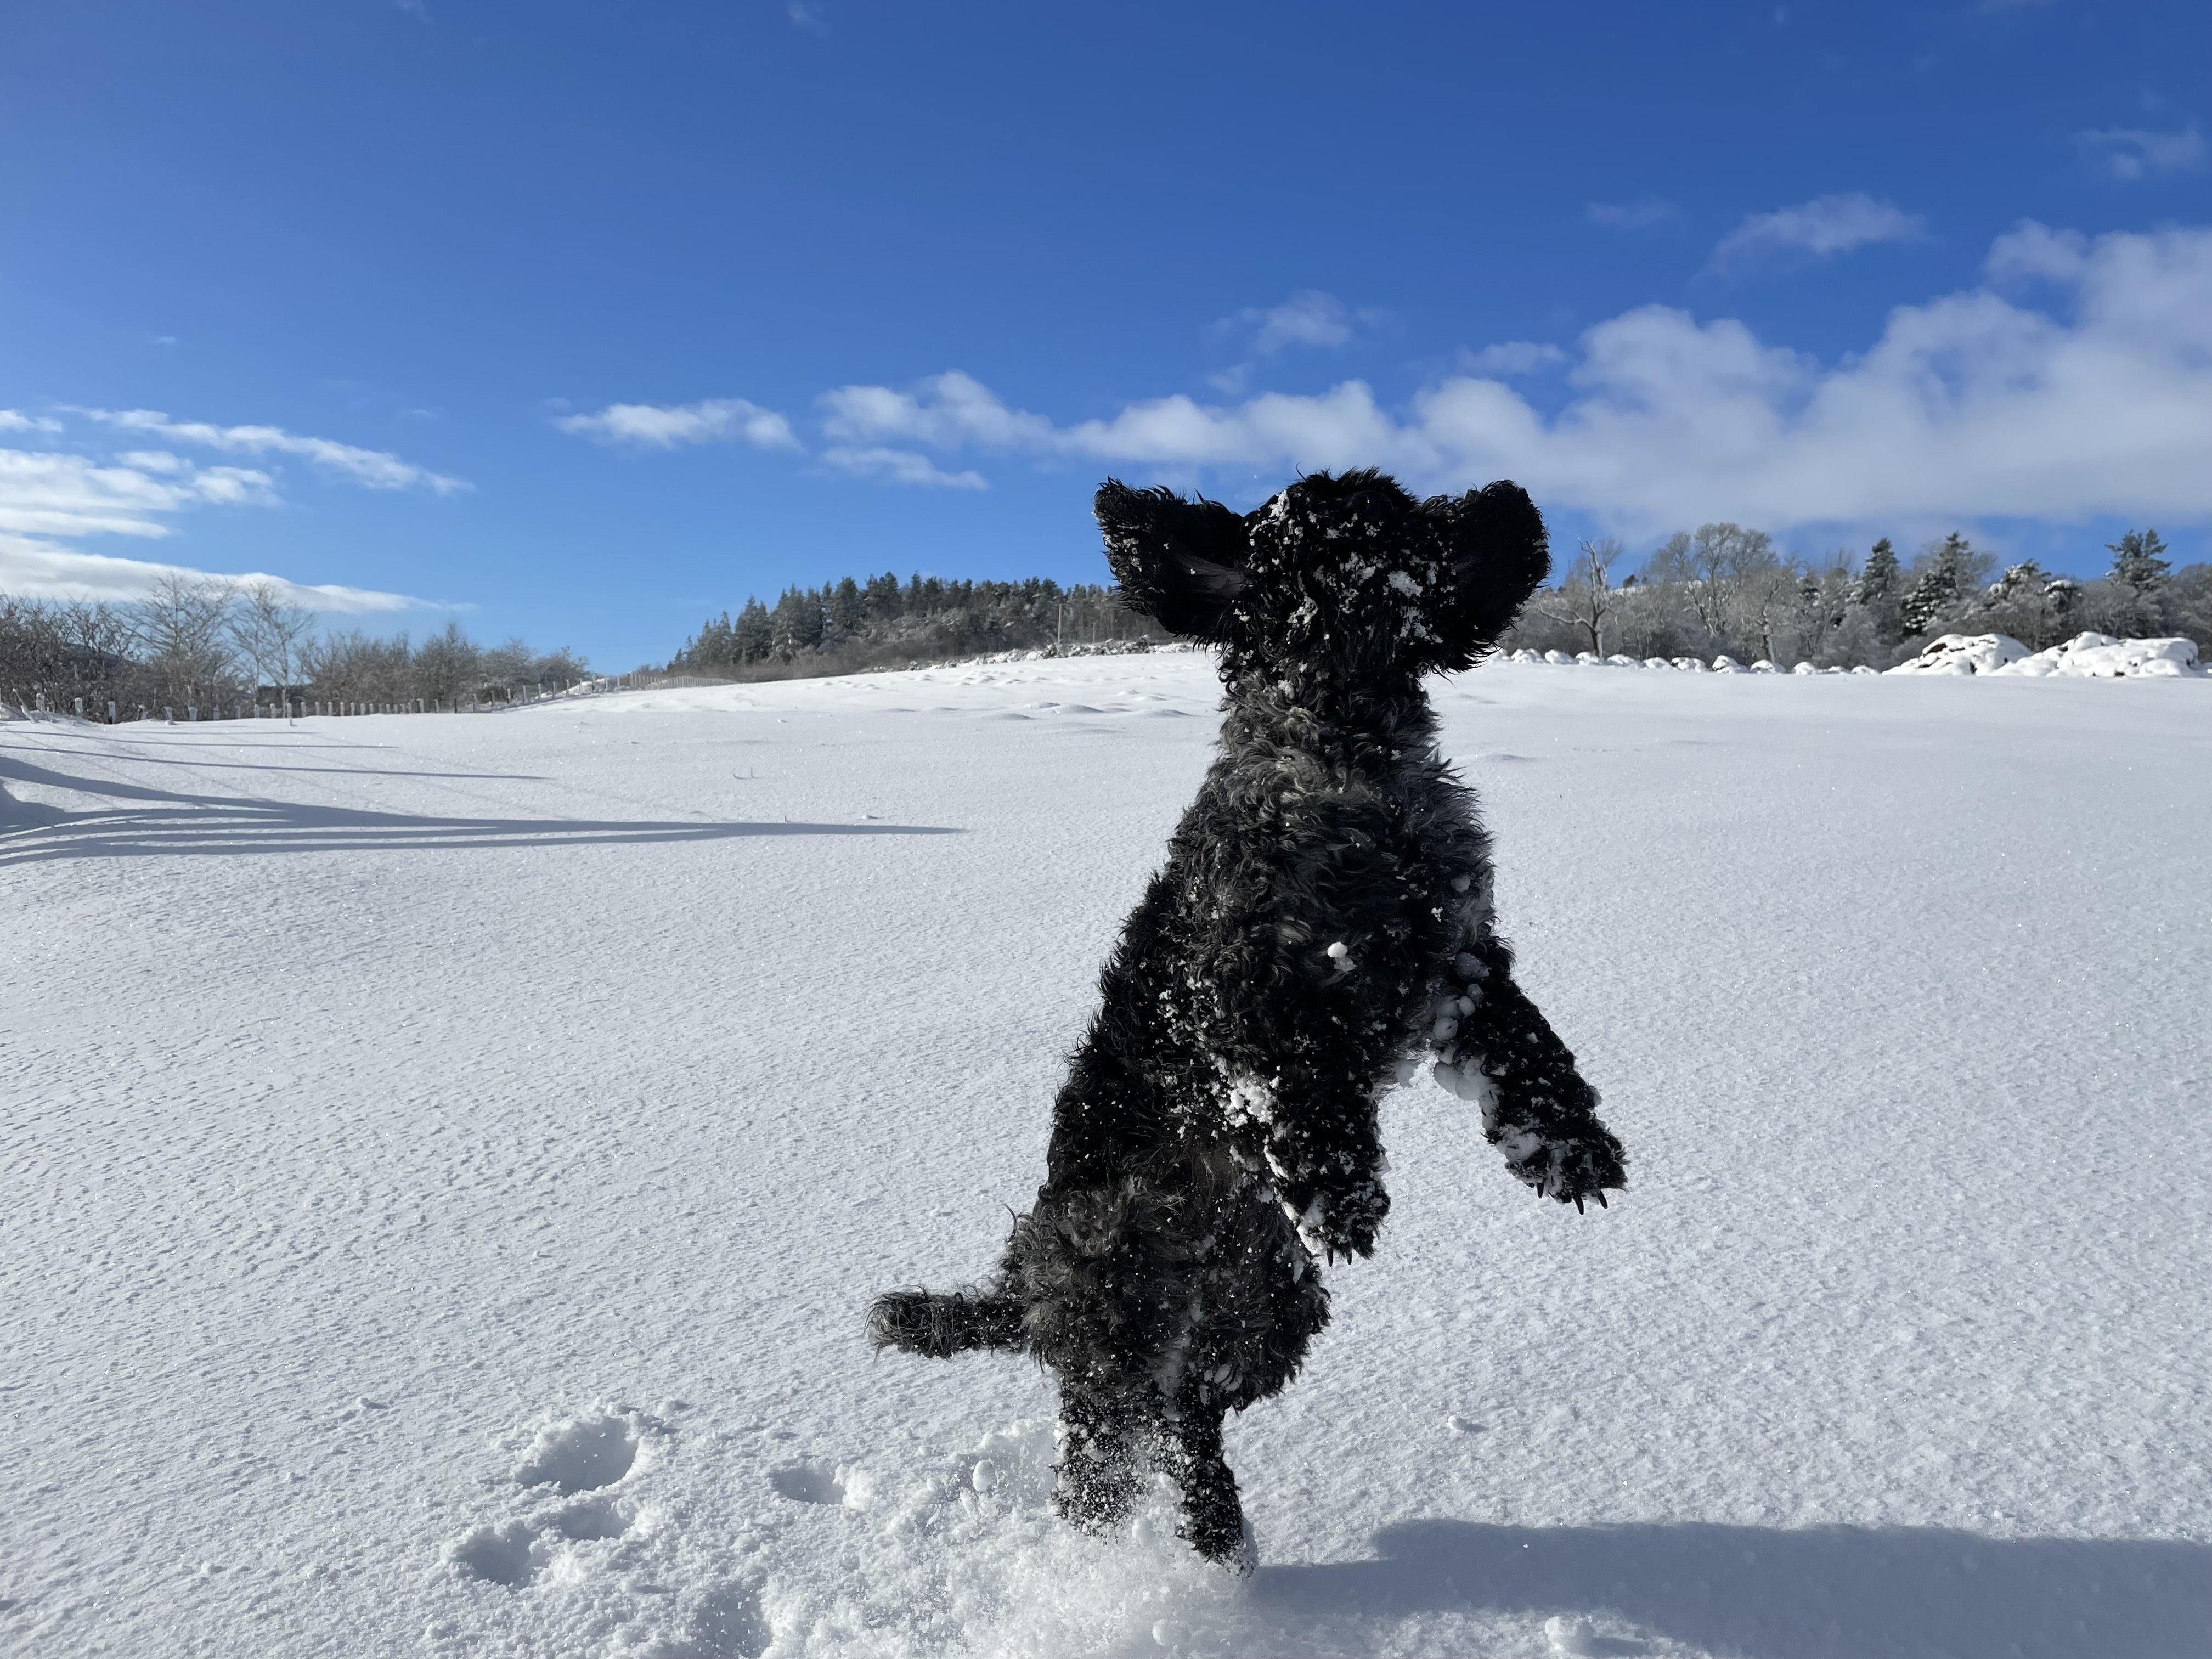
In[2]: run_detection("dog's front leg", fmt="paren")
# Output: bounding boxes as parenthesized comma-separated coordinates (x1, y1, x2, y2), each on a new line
(1252, 1069, 1391, 1262)
(1433, 933, 1627, 1209)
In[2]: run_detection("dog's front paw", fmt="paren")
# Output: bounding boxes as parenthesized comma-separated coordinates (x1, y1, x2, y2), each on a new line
(1496, 1127, 1626, 1212)
(1286, 1181, 1389, 1262)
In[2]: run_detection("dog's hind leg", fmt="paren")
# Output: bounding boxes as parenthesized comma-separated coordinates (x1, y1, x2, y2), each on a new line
(1155, 1402, 1251, 1572)
(1052, 1380, 1145, 1534)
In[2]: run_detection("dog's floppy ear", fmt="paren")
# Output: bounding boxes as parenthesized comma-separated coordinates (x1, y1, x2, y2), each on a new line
(1431, 480, 1550, 658)
(1096, 479, 1250, 640)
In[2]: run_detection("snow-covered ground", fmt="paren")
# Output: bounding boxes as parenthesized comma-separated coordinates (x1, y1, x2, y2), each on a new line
(5, 654, 2209, 1659)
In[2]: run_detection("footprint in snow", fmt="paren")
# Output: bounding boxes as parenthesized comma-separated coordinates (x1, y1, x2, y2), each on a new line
(445, 1406, 654, 1587)
(768, 1462, 844, 1505)
(515, 1410, 639, 1494)
(447, 1520, 543, 1588)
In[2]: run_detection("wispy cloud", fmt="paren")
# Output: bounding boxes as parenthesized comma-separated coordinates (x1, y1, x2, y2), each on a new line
(1460, 341, 1567, 376)
(75, 408, 470, 494)
(0, 534, 427, 611)
(1220, 290, 1385, 357)
(807, 222, 2212, 535)
(1201, 291, 1389, 397)
(1, 409, 459, 608)
(1586, 198, 1681, 231)
(821, 447, 986, 489)
(1711, 192, 1926, 269)
(2075, 125, 2206, 180)
(0, 447, 278, 540)
(556, 397, 800, 451)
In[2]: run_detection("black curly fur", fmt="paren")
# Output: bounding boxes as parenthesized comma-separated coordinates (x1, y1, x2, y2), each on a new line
(869, 469, 1626, 1571)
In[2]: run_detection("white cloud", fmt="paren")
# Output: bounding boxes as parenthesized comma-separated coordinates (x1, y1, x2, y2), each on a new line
(0, 533, 426, 611)
(2, 411, 458, 610)
(810, 223, 2212, 536)
(0, 410, 65, 434)
(821, 371, 1057, 454)
(2075, 125, 2206, 180)
(75, 408, 469, 494)
(555, 397, 799, 451)
(1586, 198, 1681, 231)
(0, 448, 278, 541)
(1218, 290, 1385, 358)
(1712, 192, 1926, 269)
(821, 447, 987, 490)
(1461, 341, 1567, 376)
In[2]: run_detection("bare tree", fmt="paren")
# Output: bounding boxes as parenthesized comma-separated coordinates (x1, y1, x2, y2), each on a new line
(1733, 563, 1802, 664)
(232, 581, 317, 715)
(132, 573, 239, 712)
(413, 621, 481, 708)
(1536, 537, 1624, 654)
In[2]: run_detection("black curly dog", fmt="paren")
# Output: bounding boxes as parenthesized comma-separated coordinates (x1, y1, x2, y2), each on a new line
(871, 470, 1626, 1569)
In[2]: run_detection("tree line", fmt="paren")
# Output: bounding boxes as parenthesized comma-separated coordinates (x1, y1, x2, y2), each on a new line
(1503, 525, 2209, 668)
(1, 574, 588, 719)
(671, 573, 1163, 680)
(677, 532, 2205, 684)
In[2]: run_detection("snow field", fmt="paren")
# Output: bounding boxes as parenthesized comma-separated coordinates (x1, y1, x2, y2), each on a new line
(4, 654, 2209, 1658)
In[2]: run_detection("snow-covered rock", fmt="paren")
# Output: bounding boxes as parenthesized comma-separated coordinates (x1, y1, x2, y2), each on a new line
(1543, 648, 1575, 665)
(1886, 633, 2033, 675)
(1643, 657, 1673, 670)
(1711, 655, 1745, 673)
(1605, 654, 1643, 668)
(1991, 631, 2205, 678)
(1671, 656, 1709, 673)
(1791, 661, 1819, 675)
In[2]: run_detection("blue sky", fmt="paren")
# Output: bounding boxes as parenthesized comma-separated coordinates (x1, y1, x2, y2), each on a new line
(3, 0, 2207, 669)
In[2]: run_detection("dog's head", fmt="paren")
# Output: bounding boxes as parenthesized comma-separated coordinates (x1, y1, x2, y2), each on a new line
(1096, 469, 1548, 678)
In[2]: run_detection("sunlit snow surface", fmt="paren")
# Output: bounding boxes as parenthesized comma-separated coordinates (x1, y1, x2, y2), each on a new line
(5, 656, 2209, 1659)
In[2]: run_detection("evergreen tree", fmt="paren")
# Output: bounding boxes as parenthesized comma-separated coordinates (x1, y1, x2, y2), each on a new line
(2106, 528, 2171, 594)
(864, 572, 902, 620)
(1852, 538, 1898, 607)
(1900, 563, 1958, 637)
(734, 597, 774, 662)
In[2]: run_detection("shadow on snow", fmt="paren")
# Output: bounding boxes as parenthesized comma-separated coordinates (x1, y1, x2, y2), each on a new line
(0, 751, 955, 865)
(1258, 1519, 2212, 1659)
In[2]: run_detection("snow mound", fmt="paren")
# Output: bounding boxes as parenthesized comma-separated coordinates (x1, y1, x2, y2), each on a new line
(1990, 631, 2205, 678)
(1886, 634, 2032, 676)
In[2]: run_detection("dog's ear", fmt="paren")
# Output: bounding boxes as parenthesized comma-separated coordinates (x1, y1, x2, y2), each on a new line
(1096, 479, 1250, 640)
(1430, 480, 1550, 658)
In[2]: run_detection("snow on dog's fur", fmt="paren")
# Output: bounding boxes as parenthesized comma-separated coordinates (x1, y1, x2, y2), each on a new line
(870, 470, 1627, 1568)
